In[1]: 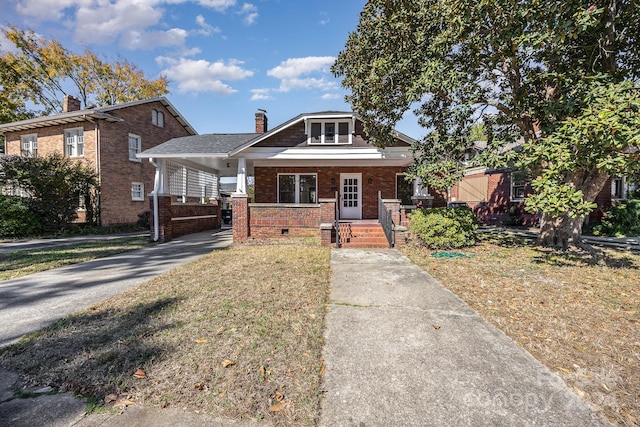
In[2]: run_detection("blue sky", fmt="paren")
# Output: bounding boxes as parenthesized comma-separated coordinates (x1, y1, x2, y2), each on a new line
(1, 0, 424, 139)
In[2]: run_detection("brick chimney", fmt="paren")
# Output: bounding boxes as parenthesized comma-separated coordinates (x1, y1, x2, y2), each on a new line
(255, 110, 268, 133)
(63, 95, 81, 112)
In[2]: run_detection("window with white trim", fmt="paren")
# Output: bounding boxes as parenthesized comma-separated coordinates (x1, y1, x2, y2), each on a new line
(307, 120, 352, 144)
(21, 134, 37, 157)
(65, 128, 84, 157)
(128, 134, 141, 162)
(152, 109, 164, 127)
(131, 182, 144, 201)
(278, 174, 317, 203)
(510, 171, 526, 201)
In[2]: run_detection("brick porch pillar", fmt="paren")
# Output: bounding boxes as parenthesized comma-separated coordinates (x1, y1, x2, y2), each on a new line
(319, 197, 337, 246)
(232, 193, 249, 242)
(149, 194, 173, 242)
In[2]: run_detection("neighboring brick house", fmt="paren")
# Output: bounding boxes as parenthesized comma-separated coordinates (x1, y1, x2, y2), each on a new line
(0, 96, 196, 226)
(450, 166, 634, 226)
(139, 111, 437, 246)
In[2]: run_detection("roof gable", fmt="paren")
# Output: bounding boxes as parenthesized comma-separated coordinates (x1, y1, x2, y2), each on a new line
(0, 97, 196, 135)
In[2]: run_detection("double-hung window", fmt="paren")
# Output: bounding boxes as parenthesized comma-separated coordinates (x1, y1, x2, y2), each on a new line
(510, 171, 526, 201)
(21, 134, 37, 157)
(65, 128, 84, 157)
(307, 120, 352, 144)
(131, 182, 144, 201)
(152, 109, 164, 127)
(278, 174, 317, 204)
(128, 134, 142, 162)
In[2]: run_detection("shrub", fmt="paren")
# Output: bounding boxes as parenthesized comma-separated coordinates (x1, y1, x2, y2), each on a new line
(408, 207, 478, 249)
(0, 194, 43, 237)
(589, 199, 640, 237)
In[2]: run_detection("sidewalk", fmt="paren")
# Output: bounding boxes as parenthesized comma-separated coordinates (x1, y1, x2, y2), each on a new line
(319, 249, 609, 426)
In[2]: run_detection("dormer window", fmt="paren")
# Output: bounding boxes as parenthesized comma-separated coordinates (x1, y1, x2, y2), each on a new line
(306, 119, 352, 145)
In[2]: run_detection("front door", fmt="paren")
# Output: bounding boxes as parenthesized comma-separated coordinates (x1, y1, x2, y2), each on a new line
(340, 173, 362, 219)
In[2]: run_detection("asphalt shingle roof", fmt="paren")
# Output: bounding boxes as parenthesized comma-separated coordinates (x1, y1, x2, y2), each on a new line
(140, 133, 259, 156)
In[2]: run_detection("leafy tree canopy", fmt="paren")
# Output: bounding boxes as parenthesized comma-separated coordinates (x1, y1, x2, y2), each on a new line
(0, 25, 168, 121)
(333, 0, 640, 248)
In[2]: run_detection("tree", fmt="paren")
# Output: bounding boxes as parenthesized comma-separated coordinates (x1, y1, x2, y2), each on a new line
(332, 0, 640, 248)
(0, 26, 168, 118)
(0, 153, 98, 233)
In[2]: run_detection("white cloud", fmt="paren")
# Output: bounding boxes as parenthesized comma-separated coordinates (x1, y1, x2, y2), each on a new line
(268, 56, 335, 80)
(250, 88, 273, 101)
(16, 0, 79, 21)
(75, 0, 164, 45)
(195, 14, 221, 36)
(158, 56, 253, 95)
(267, 56, 337, 93)
(121, 28, 188, 50)
(195, 0, 236, 12)
(14, 0, 231, 50)
(321, 93, 340, 100)
(239, 3, 258, 25)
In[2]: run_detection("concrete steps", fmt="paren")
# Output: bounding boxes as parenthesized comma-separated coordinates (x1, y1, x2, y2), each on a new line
(338, 222, 390, 248)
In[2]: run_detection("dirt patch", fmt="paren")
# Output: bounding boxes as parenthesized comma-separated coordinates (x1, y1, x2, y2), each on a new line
(403, 235, 640, 426)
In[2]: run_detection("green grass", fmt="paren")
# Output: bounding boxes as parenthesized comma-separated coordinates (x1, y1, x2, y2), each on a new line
(0, 236, 152, 280)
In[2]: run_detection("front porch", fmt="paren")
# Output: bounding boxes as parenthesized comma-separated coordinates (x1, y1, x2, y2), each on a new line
(230, 193, 415, 248)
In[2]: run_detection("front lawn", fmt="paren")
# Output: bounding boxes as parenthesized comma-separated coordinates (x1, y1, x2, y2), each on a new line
(403, 235, 640, 427)
(0, 240, 331, 426)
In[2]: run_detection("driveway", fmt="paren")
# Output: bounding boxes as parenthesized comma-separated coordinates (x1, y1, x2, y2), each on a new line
(0, 230, 232, 347)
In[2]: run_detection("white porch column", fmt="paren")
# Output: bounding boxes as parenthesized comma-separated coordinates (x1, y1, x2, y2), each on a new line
(235, 157, 247, 194)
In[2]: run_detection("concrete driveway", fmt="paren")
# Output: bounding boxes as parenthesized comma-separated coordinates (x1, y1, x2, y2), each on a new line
(0, 230, 232, 347)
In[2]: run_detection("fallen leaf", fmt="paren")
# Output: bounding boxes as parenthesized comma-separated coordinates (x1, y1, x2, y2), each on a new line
(222, 359, 235, 368)
(104, 394, 118, 403)
(215, 327, 224, 335)
(274, 391, 284, 401)
(319, 358, 326, 376)
(269, 401, 287, 412)
(626, 414, 638, 424)
(133, 369, 146, 379)
(433, 324, 441, 330)
(113, 399, 135, 408)
(194, 338, 208, 343)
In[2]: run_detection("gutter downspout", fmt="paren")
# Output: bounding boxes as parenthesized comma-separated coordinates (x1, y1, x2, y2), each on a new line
(150, 158, 160, 242)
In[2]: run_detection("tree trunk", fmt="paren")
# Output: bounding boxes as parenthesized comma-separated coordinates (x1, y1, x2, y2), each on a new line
(538, 214, 585, 250)
(537, 168, 611, 249)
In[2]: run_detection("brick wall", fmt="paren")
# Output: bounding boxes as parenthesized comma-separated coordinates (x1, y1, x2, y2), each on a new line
(150, 195, 220, 242)
(249, 204, 321, 238)
(254, 166, 408, 219)
(98, 100, 192, 226)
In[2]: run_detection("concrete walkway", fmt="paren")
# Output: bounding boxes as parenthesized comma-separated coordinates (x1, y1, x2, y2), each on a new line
(319, 249, 608, 426)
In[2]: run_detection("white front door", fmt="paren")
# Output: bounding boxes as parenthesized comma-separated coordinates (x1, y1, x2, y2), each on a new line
(340, 173, 362, 219)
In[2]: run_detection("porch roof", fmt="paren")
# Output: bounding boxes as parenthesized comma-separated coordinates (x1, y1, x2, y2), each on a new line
(138, 133, 259, 158)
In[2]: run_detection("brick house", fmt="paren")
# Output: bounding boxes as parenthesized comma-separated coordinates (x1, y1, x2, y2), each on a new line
(450, 166, 634, 226)
(139, 111, 438, 247)
(0, 96, 196, 226)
